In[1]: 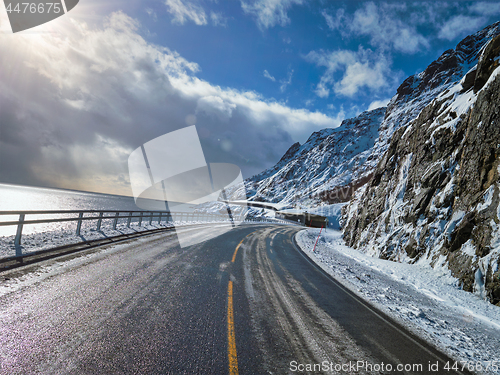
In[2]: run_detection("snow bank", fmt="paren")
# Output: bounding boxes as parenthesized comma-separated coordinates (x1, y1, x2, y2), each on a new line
(296, 228, 500, 373)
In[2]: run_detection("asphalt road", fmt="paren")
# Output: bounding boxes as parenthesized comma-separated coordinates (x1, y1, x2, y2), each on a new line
(0, 224, 467, 374)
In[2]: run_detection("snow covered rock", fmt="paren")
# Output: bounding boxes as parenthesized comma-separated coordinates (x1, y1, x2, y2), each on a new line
(343, 23, 500, 306)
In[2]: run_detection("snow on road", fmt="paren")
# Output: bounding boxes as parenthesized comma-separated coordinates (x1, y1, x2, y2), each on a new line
(297, 228, 500, 374)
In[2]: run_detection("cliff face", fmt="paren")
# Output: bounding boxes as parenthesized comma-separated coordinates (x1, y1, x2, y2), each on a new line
(343, 33, 500, 305)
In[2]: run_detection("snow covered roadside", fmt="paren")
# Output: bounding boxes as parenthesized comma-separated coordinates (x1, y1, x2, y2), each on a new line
(296, 228, 500, 374)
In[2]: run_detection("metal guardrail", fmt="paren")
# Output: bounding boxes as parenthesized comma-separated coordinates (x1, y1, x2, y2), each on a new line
(0, 209, 295, 249)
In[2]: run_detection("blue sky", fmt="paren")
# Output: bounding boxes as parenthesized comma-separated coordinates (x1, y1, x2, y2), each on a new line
(1, 1, 500, 195)
(133, 0, 500, 116)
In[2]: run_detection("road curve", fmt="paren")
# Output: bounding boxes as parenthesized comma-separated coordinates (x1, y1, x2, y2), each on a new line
(0, 224, 467, 374)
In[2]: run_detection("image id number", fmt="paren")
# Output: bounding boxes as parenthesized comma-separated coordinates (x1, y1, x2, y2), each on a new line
(6, 2, 62, 14)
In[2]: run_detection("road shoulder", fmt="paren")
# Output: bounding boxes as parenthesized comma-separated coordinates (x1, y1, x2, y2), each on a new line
(295, 228, 500, 373)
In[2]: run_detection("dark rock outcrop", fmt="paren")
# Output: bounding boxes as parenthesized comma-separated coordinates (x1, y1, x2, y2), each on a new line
(278, 142, 300, 164)
(474, 34, 500, 92)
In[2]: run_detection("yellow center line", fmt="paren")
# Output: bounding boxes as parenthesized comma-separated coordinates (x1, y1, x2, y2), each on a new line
(227, 231, 258, 375)
(231, 238, 245, 263)
(227, 280, 238, 375)
(231, 231, 255, 263)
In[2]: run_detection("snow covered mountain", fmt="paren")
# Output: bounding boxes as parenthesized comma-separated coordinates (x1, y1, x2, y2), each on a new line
(237, 21, 500, 305)
(244, 107, 385, 207)
(244, 23, 500, 210)
(343, 24, 500, 305)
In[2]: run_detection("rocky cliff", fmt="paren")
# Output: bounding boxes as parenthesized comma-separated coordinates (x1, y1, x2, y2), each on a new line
(343, 30, 500, 305)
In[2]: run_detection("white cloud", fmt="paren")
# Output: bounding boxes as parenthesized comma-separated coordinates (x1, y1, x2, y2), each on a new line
(210, 11, 228, 27)
(324, 2, 429, 54)
(196, 96, 236, 122)
(322, 9, 345, 31)
(279, 69, 293, 92)
(241, 0, 305, 30)
(145, 8, 158, 22)
(470, 1, 500, 15)
(337, 60, 389, 97)
(352, 2, 429, 54)
(165, 0, 207, 25)
(367, 98, 390, 111)
(263, 69, 276, 81)
(305, 48, 397, 98)
(0, 11, 340, 194)
(438, 15, 487, 41)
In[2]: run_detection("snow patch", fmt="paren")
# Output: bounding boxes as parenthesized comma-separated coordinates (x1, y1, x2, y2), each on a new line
(477, 185, 494, 212)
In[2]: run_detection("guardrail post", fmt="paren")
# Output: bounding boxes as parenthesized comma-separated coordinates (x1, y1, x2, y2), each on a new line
(14, 213, 25, 247)
(149, 212, 153, 225)
(96, 212, 104, 231)
(139, 212, 143, 226)
(76, 212, 84, 236)
(127, 212, 132, 228)
(158, 212, 162, 224)
(113, 212, 119, 230)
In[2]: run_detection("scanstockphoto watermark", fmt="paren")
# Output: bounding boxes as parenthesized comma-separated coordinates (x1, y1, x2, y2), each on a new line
(289, 360, 500, 373)
(251, 180, 356, 204)
(290, 360, 429, 373)
(127, 125, 248, 248)
(3, 0, 79, 33)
